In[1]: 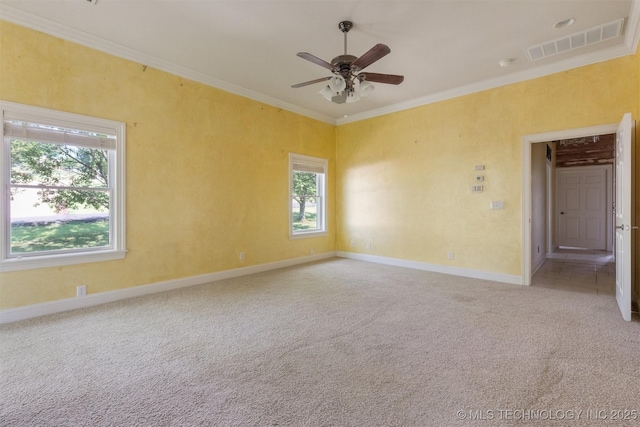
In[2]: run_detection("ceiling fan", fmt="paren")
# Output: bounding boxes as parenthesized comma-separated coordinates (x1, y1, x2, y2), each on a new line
(292, 21, 404, 104)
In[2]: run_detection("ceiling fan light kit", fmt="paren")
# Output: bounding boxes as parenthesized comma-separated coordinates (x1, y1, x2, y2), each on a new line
(318, 85, 334, 101)
(293, 21, 404, 104)
(328, 75, 347, 92)
(360, 81, 374, 96)
(346, 89, 360, 104)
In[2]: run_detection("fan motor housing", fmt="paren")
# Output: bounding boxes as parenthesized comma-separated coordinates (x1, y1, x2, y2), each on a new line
(331, 54, 358, 75)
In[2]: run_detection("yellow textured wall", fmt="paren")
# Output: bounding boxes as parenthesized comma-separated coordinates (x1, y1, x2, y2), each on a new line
(1, 20, 639, 310)
(336, 55, 638, 276)
(0, 21, 335, 309)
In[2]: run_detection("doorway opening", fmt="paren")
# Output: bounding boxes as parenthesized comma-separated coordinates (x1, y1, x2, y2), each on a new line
(523, 114, 635, 321)
(530, 133, 616, 294)
(521, 122, 619, 288)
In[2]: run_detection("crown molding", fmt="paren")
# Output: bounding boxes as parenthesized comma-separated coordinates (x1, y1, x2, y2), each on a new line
(2, 0, 639, 128)
(337, 41, 637, 126)
(626, 0, 640, 52)
(338, 0, 640, 125)
(0, 5, 335, 125)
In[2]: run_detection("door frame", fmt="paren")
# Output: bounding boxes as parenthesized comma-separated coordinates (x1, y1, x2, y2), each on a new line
(521, 123, 618, 286)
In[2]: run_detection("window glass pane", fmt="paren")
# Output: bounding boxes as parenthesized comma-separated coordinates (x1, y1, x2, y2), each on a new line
(292, 170, 321, 233)
(1, 102, 125, 271)
(292, 195, 318, 231)
(10, 188, 110, 254)
(11, 140, 109, 188)
(292, 171, 318, 197)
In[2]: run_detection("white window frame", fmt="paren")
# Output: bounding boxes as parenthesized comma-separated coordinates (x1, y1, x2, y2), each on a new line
(289, 153, 327, 239)
(0, 101, 126, 272)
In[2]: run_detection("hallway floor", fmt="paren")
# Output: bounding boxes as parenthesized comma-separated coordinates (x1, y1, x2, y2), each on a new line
(531, 248, 615, 295)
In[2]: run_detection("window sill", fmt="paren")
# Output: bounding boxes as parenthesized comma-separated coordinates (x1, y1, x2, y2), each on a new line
(0, 250, 127, 272)
(289, 230, 328, 240)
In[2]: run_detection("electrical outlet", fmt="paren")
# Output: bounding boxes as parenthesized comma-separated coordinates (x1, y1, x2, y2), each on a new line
(447, 251, 454, 260)
(310, 248, 315, 255)
(239, 252, 245, 260)
(76, 285, 87, 297)
(350, 240, 355, 247)
(366, 242, 372, 250)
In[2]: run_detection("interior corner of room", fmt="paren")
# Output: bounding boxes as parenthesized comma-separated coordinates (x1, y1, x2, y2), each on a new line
(2, 1, 640, 424)
(0, 1, 639, 324)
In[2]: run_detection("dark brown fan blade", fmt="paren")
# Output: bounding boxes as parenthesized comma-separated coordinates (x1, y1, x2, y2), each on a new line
(291, 76, 332, 88)
(359, 73, 404, 85)
(296, 52, 333, 71)
(350, 44, 391, 71)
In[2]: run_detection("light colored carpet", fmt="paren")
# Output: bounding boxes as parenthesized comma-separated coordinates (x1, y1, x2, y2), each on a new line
(1, 258, 639, 426)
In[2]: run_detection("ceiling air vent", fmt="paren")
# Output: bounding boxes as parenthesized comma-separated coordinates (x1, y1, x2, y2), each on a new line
(526, 18, 625, 61)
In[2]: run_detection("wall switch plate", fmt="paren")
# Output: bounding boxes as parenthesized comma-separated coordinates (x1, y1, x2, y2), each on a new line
(474, 175, 484, 182)
(475, 165, 485, 170)
(471, 185, 483, 193)
(491, 200, 505, 210)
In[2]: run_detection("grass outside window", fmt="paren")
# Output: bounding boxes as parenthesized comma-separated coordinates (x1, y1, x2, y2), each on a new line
(11, 219, 109, 253)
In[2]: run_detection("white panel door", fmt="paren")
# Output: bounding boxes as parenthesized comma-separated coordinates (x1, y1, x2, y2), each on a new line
(615, 113, 633, 321)
(557, 166, 607, 249)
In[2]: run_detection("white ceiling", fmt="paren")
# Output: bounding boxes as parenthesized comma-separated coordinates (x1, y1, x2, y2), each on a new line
(1, 0, 638, 125)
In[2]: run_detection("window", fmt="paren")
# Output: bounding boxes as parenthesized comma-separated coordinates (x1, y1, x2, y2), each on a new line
(1, 101, 126, 271)
(289, 153, 327, 238)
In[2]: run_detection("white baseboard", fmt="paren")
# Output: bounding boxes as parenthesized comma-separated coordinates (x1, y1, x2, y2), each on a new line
(0, 251, 336, 324)
(336, 252, 523, 285)
(1, 251, 525, 324)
